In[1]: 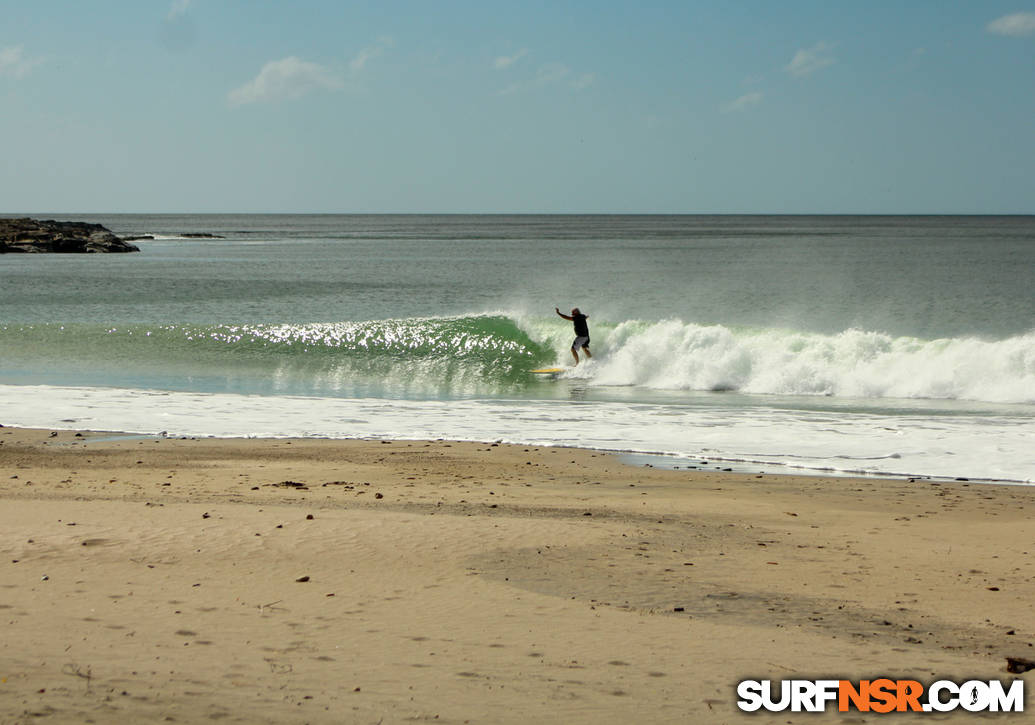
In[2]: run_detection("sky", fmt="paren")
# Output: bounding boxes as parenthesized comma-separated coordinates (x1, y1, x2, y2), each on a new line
(1, 1, 1033, 214)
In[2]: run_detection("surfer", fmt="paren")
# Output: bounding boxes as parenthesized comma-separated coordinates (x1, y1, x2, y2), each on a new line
(555, 307, 592, 364)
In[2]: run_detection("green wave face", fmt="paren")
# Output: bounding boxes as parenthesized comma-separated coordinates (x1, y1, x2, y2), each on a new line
(0, 316, 555, 398)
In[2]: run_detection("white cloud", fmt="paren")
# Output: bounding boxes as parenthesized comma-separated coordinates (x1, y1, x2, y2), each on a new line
(493, 48, 528, 70)
(498, 62, 593, 95)
(498, 63, 564, 95)
(571, 72, 595, 90)
(167, 0, 191, 20)
(785, 41, 835, 77)
(722, 92, 764, 113)
(536, 63, 571, 84)
(987, 12, 1035, 36)
(0, 45, 41, 78)
(228, 57, 342, 107)
(350, 36, 393, 74)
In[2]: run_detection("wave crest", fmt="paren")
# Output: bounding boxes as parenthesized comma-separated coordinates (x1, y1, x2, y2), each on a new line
(3, 315, 1034, 404)
(577, 320, 1035, 403)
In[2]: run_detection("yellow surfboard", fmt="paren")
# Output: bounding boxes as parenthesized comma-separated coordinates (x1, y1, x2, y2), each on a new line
(531, 367, 568, 375)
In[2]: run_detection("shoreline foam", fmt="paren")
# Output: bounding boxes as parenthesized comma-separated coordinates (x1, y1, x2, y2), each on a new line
(3, 383, 1033, 483)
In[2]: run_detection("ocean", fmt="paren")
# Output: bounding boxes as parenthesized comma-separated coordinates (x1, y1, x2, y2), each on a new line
(2, 214, 1033, 483)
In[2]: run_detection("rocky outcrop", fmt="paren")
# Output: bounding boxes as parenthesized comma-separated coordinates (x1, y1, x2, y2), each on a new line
(0, 218, 141, 254)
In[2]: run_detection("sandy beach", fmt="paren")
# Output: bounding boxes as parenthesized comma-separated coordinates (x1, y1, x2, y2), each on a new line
(1, 426, 1032, 723)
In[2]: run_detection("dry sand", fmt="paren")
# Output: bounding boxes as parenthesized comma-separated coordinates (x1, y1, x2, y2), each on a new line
(0, 426, 1032, 723)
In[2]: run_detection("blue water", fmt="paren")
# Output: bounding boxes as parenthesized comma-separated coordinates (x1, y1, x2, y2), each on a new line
(2, 214, 1033, 481)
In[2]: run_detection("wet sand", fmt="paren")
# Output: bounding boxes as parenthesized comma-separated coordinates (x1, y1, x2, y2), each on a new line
(1, 426, 1032, 723)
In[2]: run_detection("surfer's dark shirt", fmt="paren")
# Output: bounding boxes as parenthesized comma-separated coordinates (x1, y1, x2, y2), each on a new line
(572, 313, 589, 337)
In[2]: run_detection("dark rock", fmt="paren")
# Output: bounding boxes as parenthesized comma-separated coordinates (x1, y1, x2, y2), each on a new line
(1006, 656, 1035, 674)
(272, 480, 308, 490)
(0, 218, 140, 254)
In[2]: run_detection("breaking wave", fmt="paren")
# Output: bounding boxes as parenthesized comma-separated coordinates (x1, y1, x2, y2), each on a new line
(2, 314, 1033, 404)
(577, 319, 1035, 404)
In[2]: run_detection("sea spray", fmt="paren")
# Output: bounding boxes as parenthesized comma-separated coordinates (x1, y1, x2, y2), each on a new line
(2, 314, 1034, 404)
(574, 320, 1035, 404)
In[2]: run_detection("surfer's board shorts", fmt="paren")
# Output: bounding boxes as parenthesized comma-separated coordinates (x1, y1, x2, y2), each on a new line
(571, 336, 590, 350)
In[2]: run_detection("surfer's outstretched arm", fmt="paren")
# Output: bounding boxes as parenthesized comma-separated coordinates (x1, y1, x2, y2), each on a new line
(555, 307, 573, 321)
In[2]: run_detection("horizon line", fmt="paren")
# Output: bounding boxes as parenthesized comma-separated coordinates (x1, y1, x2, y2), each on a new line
(5, 211, 1034, 217)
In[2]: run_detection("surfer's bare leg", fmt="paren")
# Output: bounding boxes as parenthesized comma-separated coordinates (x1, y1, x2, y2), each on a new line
(571, 347, 580, 364)
(582, 346, 592, 359)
